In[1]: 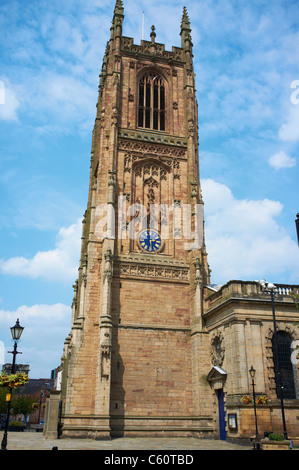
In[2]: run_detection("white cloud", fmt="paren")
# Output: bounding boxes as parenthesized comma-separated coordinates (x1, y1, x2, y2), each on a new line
(0, 78, 21, 121)
(268, 151, 296, 170)
(202, 179, 299, 284)
(27, 73, 97, 135)
(0, 303, 71, 378)
(0, 219, 82, 283)
(279, 105, 299, 142)
(0, 302, 70, 324)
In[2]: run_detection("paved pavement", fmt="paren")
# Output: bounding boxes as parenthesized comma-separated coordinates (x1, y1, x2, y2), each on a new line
(1, 430, 252, 451)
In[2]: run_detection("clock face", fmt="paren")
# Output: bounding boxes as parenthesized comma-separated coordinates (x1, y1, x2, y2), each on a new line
(138, 229, 163, 253)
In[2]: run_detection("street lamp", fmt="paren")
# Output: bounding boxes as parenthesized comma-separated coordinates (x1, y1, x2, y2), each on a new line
(296, 213, 299, 246)
(249, 365, 259, 442)
(37, 389, 44, 424)
(10, 319, 24, 343)
(1, 319, 24, 451)
(258, 280, 288, 440)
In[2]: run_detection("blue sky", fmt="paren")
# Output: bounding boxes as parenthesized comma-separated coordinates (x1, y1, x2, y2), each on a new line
(0, 0, 298, 378)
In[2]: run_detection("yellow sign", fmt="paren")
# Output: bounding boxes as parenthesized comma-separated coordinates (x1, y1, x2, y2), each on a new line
(5, 393, 11, 402)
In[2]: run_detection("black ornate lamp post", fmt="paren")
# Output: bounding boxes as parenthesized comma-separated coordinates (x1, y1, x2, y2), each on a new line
(1, 319, 24, 451)
(296, 213, 299, 245)
(249, 365, 259, 440)
(258, 280, 288, 440)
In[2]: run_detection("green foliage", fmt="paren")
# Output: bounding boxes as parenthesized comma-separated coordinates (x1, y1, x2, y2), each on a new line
(290, 292, 299, 310)
(11, 395, 38, 421)
(290, 293, 299, 336)
(1, 386, 39, 422)
(0, 372, 29, 388)
(269, 433, 284, 441)
(9, 420, 24, 427)
(0, 387, 9, 414)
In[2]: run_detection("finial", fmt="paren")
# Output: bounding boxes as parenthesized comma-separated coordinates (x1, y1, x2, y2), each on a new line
(114, 0, 124, 13)
(180, 6, 192, 49)
(150, 25, 156, 43)
(112, 0, 124, 36)
(181, 6, 191, 31)
(113, 0, 124, 21)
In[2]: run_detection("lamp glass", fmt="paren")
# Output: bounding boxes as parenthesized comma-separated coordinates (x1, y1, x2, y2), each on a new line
(249, 365, 256, 379)
(10, 319, 24, 341)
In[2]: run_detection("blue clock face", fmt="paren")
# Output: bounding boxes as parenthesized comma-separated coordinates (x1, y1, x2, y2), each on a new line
(138, 229, 162, 253)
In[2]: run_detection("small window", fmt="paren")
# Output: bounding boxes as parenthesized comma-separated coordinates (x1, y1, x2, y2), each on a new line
(138, 73, 166, 131)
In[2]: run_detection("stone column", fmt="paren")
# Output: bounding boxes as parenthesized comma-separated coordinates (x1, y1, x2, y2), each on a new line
(43, 391, 61, 439)
(94, 246, 114, 437)
(230, 320, 248, 394)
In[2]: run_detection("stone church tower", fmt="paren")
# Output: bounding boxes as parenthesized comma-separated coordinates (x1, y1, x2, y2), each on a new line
(60, 1, 214, 438)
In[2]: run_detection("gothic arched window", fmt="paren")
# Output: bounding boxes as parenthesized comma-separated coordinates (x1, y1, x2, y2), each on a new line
(272, 331, 297, 399)
(138, 72, 165, 131)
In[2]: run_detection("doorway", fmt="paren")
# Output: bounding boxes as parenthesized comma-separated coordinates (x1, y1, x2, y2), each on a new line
(217, 389, 227, 440)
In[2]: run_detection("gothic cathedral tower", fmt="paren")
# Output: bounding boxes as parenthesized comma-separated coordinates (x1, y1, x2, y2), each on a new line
(60, 1, 214, 438)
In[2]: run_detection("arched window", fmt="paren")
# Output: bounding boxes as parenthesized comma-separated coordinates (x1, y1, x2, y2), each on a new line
(272, 331, 297, 399)
(138, 72, 165, 131)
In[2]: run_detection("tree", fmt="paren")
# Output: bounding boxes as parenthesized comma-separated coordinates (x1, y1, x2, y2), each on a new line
(290, 292, 299, 311)
(0, 387, 9, 415)
(11, 395, 38, 423)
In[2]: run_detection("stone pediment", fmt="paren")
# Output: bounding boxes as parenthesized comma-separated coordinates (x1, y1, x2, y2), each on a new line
(207, 366, 227, 390)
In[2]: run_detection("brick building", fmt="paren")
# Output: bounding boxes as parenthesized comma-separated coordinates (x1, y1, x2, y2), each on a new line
(19, 379, 54, 426)
(46, 2, 299, 443)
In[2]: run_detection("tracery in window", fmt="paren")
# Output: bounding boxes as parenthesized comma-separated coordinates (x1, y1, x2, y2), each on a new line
(138, 72, 165, 131)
